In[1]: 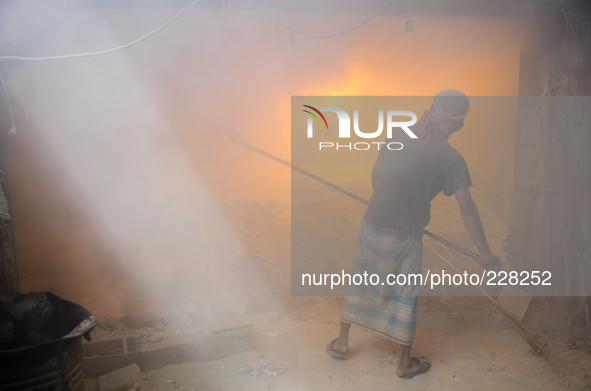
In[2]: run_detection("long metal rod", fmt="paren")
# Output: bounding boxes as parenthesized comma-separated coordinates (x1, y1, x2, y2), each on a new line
(433, 239, 547, 348)
(233, 138, 546, 351)
(233, 138, 481, 260)
(425, 242, 542, 353)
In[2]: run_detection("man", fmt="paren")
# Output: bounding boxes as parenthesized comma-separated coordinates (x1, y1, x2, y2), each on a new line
(326, 90, 501, 379)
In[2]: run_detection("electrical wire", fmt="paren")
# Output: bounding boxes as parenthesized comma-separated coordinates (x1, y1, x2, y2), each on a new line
(558, 11, 570, 77)
(0, 73, 16, 136)
(0, 0, 394, 60)
(554, 8, 591, 77)
(245, 0, 393, 39)
(0, 0, 388, 138)
(403, 0, 413, 32)
(0, 0, 200, 137)
(0, 0, 201, 62)
(564, 11, 580, 45)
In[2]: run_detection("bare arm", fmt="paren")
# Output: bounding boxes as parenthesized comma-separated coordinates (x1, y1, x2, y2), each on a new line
(371, 154, 384, 190)
(454, 187, 501, 269)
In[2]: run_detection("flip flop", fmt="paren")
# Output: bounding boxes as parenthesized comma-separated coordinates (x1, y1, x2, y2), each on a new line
(326, 339, 347, 359)
(397, 356, 431, 379)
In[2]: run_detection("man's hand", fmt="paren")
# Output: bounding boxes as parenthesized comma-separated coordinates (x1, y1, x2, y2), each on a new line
(477, 252, 502, 271)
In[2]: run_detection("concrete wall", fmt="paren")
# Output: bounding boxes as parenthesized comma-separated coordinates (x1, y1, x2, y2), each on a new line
(508, 15, 591, 296)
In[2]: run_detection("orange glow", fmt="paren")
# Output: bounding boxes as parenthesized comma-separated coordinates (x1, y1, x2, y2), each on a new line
(5, 8, 521, 318)
(309, 65, 375, 96)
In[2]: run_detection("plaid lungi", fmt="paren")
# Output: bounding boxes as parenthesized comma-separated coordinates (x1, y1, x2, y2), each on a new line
(341, 218, 423, 345)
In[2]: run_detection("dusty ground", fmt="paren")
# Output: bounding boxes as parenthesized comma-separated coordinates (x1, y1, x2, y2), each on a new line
(100, 135, 591, 390)
(136, 296, 567, 391)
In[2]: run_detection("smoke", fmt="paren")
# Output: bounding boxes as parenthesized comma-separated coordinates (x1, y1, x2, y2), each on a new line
(0, 3, 521, 317)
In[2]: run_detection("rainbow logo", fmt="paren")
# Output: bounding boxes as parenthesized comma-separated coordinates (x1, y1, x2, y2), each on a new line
(302, 105, 328, 129)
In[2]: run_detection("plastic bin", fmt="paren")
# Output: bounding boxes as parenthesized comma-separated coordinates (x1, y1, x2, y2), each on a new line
(0, 292, 96, 390)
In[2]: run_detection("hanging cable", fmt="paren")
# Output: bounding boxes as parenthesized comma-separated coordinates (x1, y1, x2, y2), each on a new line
(225, 0, 231, 52)
(246, 0, 393, 39)
(558, 11, 571, 77)
(289, 29, 296, 49)
(0, 0, 395, 60)
(0, 0, 201, 62)
(403, 0, 413, 32)
(273, 0, 280, 33)
(0, 74, 16, 136)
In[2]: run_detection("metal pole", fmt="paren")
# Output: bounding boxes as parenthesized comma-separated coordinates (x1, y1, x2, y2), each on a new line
(232, 138, 481, 260)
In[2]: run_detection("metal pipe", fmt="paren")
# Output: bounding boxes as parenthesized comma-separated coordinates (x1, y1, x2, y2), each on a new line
(233, 138, 481, 260)
(233, 137, 547, 351)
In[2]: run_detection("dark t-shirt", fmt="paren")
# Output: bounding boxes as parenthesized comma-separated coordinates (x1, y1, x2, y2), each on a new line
(363, 132, 471, 234)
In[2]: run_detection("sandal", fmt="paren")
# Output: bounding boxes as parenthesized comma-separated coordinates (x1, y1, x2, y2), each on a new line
(397, 356, 431, 379)
(326, 338, 347, 359)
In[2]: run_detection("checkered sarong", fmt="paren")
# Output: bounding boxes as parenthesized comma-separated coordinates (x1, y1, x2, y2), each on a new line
(341, 218, 423, 345)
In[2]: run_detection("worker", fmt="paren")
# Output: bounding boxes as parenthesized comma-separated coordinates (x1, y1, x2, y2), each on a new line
(326, 89, 502, 379)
